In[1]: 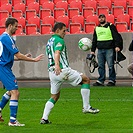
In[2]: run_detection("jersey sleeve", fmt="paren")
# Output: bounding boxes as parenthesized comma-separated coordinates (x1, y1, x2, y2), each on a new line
(54, 38, 65, 51)
(2, 35, 19, 55)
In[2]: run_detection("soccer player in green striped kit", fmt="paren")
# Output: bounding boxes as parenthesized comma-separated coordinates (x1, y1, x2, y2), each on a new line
(40, 22, 100, 124)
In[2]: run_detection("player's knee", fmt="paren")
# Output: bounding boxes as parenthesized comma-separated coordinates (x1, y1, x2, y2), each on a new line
(51, 93, 60, 101)
(10, 90, 20, 97)
(81, 75, 90, 84)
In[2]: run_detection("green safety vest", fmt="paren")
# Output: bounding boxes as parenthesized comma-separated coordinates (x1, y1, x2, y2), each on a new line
(95, 26, 113, 41)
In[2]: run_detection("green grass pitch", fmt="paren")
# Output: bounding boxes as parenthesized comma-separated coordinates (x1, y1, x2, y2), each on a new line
(0, 86, 132, 133)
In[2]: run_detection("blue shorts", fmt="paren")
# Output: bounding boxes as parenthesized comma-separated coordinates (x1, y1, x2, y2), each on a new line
(0, 66, 18, 91)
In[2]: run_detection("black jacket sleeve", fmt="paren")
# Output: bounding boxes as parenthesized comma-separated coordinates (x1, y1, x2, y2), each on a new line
(109, 24, 122, 50)
(91, 29, 97, 52)
(129, 40, 133, 51)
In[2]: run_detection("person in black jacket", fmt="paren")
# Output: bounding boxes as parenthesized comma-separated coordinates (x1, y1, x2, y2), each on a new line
(127, 40, 133, 86)
(91, 14, 122, 86)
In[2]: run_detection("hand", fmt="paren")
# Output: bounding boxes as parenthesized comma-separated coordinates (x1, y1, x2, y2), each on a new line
(54, 65, 62, 75)
(90, 52, 95, 55)
(115, 47, 120, 52)
(34, 54, 44, 62)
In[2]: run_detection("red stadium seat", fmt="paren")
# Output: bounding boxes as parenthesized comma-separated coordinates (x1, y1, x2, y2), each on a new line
(0, 11, 9, 21)
(112, 6, 124, 18)
(39, 9, 52, 19)
(42, 16, 55, 28)
(27, 2, 40, 14)
(1, 0, 9, 5)
(84, 23, 96, 33)
(82, 7, 94, 19)
(25, 10, 37, 20)
(12, 0, 23, 6)
(42, 1, 54, 13)
(25, 0, 36, 6)
(114, 0, 127, 11)
(69, 23, 82, 34)
(25, 24, 38, 35)
(81, 0, 89, 4)
(0, 3, 12, 14)
(13, 3, 26, 13)
(71, 15, 84, 28)
(115, 22, 128, 32)
(40, 24, 53, 34)
(56, 15, 69, 28)
(97, 7, 109, 16)
(98, 0, 112, 11)
(84, 0, 97, 12)
(69, 1, 82, 12)
(67, 0, 76, 4)
(39, 0, 50, 6)
(55, 1, 68, 13)
(12, 10, 23, 18)
(116, 14, 130, 26)
(17, 17, 26, 28)
(68, 8, 80, 19)
(86, 15, 99, 26)
(53, 0, 64, 4)
(54, 8, 66, 19)
(106, 14, 115, 24)
(28, 16, 40, 28)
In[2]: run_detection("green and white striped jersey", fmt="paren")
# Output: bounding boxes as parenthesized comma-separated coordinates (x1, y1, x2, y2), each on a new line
(46, 34, 69, 69)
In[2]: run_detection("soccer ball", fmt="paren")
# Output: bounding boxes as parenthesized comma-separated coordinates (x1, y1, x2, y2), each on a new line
(78, 37, 92, 51)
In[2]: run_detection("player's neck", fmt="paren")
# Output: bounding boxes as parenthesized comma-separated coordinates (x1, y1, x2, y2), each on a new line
(5, 29, 12, 36)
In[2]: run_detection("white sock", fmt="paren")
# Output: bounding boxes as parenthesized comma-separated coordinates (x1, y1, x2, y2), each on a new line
(42, 101, 54, 120)
(0, 108, 2, 117)
(81, 89, 90, 109)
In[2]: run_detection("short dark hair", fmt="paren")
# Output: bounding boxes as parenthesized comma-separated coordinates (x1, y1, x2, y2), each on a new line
(52, 22, 66, 32)
(5, 17, 18, 28)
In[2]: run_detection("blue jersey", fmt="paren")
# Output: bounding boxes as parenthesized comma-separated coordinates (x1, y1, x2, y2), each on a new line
(0, 32, 19, 69)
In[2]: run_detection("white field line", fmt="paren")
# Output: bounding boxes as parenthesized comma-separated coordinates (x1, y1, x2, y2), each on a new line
(20, 98, 133, 102)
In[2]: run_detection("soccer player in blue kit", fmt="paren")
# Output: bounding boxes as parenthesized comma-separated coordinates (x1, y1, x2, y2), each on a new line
(0, 17, 44, 126)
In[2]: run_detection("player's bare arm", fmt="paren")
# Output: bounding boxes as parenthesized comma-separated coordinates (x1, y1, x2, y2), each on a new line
(14, 52, 44, 62)
(14, 53, 32, 61)
(54, 50, 62, 75)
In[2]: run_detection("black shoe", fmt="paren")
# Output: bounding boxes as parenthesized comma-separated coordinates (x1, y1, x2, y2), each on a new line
(40, 119, 51, 124)
(106, 82, 115, 86)
(93, 82, 104, 86)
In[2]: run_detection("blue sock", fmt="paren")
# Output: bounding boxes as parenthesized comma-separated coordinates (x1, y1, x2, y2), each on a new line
(9, 100, 18, 123)
(0, 93, 11, 109)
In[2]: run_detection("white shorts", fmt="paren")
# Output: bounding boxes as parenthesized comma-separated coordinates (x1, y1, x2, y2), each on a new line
(49, 67, 82, 94)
